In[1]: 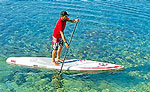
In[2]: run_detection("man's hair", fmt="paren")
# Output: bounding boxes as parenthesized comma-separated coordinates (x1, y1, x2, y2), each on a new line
(60, 11, 69, 16)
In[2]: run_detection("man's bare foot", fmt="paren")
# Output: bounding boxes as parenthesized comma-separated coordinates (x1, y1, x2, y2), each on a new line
(53, 61, 59, 66)
(56, 58, 64, 62)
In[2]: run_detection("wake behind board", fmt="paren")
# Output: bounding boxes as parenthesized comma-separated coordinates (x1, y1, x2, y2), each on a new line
(6, 57, 124, 73)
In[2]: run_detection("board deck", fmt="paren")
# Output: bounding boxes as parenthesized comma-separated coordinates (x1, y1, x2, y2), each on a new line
(6, 57, 124, 72)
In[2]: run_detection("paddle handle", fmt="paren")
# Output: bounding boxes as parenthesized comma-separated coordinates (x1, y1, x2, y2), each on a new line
(59, 22, 78, 75)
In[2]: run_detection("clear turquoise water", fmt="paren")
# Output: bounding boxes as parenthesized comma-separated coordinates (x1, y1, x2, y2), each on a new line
(0, 0, 150, 92)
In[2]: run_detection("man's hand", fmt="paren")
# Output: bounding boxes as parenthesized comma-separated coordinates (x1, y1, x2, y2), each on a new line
(68, 19, 79, 23)
(65, 42, 69, 49)
(75, 19, 79, 22)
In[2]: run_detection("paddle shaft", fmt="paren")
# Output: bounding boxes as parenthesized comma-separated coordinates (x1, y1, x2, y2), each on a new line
(59, 22, 78, 75)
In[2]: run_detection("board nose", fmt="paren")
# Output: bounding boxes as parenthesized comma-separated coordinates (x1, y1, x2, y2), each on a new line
(6, 57, 11, 63)
(118, 65, 124, 69)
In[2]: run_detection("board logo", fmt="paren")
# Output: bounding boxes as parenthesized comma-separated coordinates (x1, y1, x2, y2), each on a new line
(11, 60, 16, 63)
(99, 62, 108, 66)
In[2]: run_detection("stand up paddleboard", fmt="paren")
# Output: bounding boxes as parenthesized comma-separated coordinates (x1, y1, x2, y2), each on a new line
(6, 57, 124, 74)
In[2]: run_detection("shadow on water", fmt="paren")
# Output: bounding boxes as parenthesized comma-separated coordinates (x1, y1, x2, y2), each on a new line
(0, 63, 66, 91)
(1, 60, 150, 92)
(51, 72, 64, 90)
(49, 64, 150, 91)
(62, 66, 149, 87)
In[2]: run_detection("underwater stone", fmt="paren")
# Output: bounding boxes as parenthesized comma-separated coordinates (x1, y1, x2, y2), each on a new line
(87, 89, 98, 92)
(125, 56, 130, 60)
(83, 87, 91, 91)
(128, 71, 140, 77)
(128, 89, 137, 92)
(56, 88, 68, 92)
(102, 89, 110, 92)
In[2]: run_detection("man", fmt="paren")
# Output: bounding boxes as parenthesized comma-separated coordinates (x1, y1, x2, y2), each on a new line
(52, 11, 79, 66)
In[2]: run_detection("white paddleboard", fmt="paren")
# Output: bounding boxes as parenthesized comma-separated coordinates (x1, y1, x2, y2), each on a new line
(6, 57, 124, 72)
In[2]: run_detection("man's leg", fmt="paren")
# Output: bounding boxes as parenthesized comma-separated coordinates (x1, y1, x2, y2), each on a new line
(57, 46, 63, 62)
(52, 49, 59, 66)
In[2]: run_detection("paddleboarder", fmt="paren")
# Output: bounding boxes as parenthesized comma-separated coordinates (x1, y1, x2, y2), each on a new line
(52, 11, 79, 66)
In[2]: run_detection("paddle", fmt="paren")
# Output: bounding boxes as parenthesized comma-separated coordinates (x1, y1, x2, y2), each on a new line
(59, 22, 78, 75)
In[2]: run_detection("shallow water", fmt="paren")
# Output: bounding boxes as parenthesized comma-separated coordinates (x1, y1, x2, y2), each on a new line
(0, 0, 150, 92)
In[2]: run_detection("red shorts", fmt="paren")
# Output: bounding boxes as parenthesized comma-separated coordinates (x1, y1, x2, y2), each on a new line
(52, 36, 63, 50)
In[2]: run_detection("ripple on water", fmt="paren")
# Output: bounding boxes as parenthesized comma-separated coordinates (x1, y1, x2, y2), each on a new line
(0, 0, 150, 92)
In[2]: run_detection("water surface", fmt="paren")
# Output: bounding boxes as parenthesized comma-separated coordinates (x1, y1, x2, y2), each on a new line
(0, 0, 150, 92)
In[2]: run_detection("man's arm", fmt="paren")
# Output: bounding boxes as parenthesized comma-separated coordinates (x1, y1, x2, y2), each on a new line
(67, 19, 79, 23)
(60, 31, 66, 42)
(60, 31, 69, 48)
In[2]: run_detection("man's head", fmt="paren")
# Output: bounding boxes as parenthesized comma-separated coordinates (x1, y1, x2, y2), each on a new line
(60, 11, 69, 21)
